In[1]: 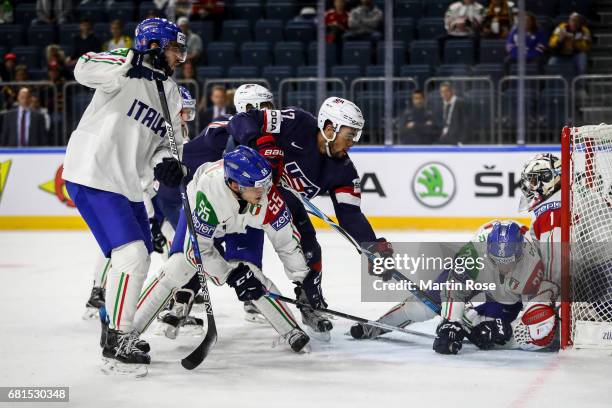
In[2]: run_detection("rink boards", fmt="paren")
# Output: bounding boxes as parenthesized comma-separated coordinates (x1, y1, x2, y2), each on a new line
(0, 145, 560, 231)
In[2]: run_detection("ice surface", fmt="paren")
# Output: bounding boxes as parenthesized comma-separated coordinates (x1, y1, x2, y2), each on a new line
(1, 230, 611, 408)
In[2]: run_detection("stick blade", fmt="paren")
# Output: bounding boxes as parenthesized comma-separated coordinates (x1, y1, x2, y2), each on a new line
(181, 319, 217, 370)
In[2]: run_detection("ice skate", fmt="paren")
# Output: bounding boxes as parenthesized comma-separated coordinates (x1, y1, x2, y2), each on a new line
(82, 286, 105, 320)
(297, 292, 333, 342)
(243, 300, 267, 324)
(157, 289, 195, 339)
(101, 329, 150, 377)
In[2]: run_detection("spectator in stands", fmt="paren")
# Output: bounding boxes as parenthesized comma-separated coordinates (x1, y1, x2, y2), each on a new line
(444, 0, 484, 38)
(0, 87, 48, 147)
(199, 85, 234, 126)
(481, 0, 513, 39)
(0, 0, 13, 24)
(30, 94, 51, 133)
(104, 20, 132, 51)
(179, 61, 197, 80)
(35, 0, 72, 25)
(398, 90, 437, 144)
(504, 12, 546, 74)
(14, 65, 28, 81)
(436, 82, 468, 144)
(45, 45, 66, 68)
(190, 0, 225, 38)
(177, 16, 204, 63)
(344, 0, 383, 42)
(67, 18, 102, 67)
(293, 7, 317, 24)
(548, 12, 591, 76)
(325, 0, 349, 44)
(0, 52, 17, 81)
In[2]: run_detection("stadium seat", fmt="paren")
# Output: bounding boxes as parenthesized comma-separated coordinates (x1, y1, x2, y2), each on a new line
(296, 65, 319, 77)
(559, 0, 592, 15)
(509, 63, 540, 76)
(64, 24, 84, 45)
(221, 20, 252, 43)
(308, 42, 338, 65)
(0, 46, 5, 59)
(342, 41, 371, 68)
(331, 65, 363, 87)
(274, 42, 305, 68)
(266, 1, 298, 21)
(377, 41, 407, 65)
(0, 25, 25, 49)
(138, 2, 163, 19)
(197, 66, 224, 79)
(28, 25, 56, 48)
(255, 20, 284, 44)
(365, 65, 395, 77)
(189, 22, 214, 44)
(436, 64, 471, 76)
(228, 2, 263, 23)
(112, 3, 134, 22)
(545, 63, 576, 81)
(285, 22, 316, 44)
(206, 42, 237, 69)
(285, 90, 317, 112)
(240, 42, 272, 69)
(472, 63, 504, 84)
(262, 65, 294, 92)
(539, 89, 568, 128)
(394, 0, 423, 19)
(444, 39, 475, 64)
(479, 39, 506, 64)
(77, 3, 107, 22)
(410, 40, 439, 65)
(228, 65, 260, 78)
(394, 18, 415, 43)
(11, 46, 40, 68)
(426, 0, 453, 17)
(28, 68, 47, 81)
(14, 3, 37, 24)
(526, 0, 557, 16)
(400, 64, 433, 88)
(417, 18, 445, 40)
(124, 22, 138, 38)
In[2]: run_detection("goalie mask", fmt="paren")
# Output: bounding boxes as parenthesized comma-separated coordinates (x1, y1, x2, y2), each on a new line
(519, 154, 561, 211)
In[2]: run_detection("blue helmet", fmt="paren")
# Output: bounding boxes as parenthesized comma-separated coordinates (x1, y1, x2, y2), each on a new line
(135, 18, 186, 60)
(179, 86, 195, 121)
(223, 146, 272, 191)
(487, 221, 525, 266)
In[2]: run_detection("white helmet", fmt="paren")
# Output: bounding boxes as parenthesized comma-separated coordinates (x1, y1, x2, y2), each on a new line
(234, 84, 274, 113)
(317, 97, 365, 157)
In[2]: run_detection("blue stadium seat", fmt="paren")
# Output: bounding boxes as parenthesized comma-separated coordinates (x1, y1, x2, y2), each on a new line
(400, 64, 433, 88)
(14, 3, 37, 24)
(539, 89, 568, 128)
(365, 65, 398, 76)
(285, 22, 316, 44)
(500, 89, 537, 127)
(417, 18, 445, 39)
(228, 66, 260, 78)
(426, 0, 453, 17)
(206, 42, 237, 69)
(77, 3, 107, 22)
(197, 66, 224, 79)
(376, 41, 406, 65)
(274, 42, 305, 68)
(189, 22, 214, 44)
(124, 22, 138, 38)
(286, 90, 317, 113)
(296, 65, 319, 77)
(410, 40, 439, 65)
(112, 3, 134, 22)
(394, 0, 423, 19)
(266, 2, 298, 21)
(11, 46, 40, 68)
(0, 25, 25, 48)
(221, 20, 252, 43)
(331, 65, 363, 87)
(255, 20, 284, 44)
(240, 42, 272, 69)
(509, 63, 540, 76)
(545, 63, 576, 80)
(228, 2, 263, 22)
(28, 68, 47, 81)
(526, 0, 557, 16)
(479, 39, 506, 64)
(342, 41, 371, 68)
(559, 0, 592, 15)
(394, 18, 415, 43)
(436, 64, 471, 76)
(138, 2, 164, 19)
(262, 65, 294, 92)
(308, 42, 338, 65)
(444, 39, 474, 64)
(28, 25, 56, 48)
(472, 63, 504, 84)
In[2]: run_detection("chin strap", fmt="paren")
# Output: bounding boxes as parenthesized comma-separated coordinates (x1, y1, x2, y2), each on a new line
(321, 129, 338, 158)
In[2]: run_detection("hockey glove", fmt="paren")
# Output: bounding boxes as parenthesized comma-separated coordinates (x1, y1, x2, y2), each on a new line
(126, 48, 168, 81)
(433, 320, 465, 355)
(227, 263, 266, 302)
(256, 135, 284, 185)
(466, 318, 513, 350)
(154, 158, 184, 188)
(364, 238, 394, 281)
(149, 218, 167, 254)
(294, 268, 327, 310)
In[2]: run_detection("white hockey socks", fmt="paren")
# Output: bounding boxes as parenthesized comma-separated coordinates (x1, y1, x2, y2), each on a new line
(92, 252, 111, 289)
(106, 241, 151, 332)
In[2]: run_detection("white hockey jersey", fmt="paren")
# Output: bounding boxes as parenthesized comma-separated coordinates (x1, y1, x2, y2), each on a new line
(529, 189, 562, 281)
(185, 160, 310, 283)
(63, 48, 183, 203)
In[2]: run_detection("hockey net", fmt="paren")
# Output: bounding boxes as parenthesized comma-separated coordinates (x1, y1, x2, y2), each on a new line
(561, 125, 612, 349)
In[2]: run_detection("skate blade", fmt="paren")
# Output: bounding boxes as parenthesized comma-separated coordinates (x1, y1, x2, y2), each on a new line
(82, 307, 100, 320)
(305, 326, 332, 343)
(244, 312, 268, 324)
(270, 336, 312, 353)
(101, 358, 148, 378)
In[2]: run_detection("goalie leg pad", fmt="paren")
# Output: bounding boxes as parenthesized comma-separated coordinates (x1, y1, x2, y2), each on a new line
(379, 293, 437, 327)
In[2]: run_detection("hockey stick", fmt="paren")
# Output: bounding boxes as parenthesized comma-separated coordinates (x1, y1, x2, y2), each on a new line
(155, 79, 217, 370)
(282, 186, 441, 315)
(266, 292, 435, 339)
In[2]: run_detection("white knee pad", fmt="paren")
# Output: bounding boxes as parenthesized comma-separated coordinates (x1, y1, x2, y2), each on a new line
(164, 252, 198, 288)
(111, 241, 150, 279)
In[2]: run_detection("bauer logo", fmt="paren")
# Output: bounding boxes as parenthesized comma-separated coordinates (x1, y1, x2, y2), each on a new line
(412, 162, 456, 208)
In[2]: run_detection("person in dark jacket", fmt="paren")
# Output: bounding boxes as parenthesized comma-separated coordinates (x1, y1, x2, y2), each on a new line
(398, 90, 438, 144)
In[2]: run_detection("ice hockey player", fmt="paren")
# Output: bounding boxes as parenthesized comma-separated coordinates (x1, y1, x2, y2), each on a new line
(62, 17, 187, 375)
(156, 84, 276, 334)
(132, 146, 320, 353)
(350, 221, 559, 354)
(227, 97, 394, 338)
